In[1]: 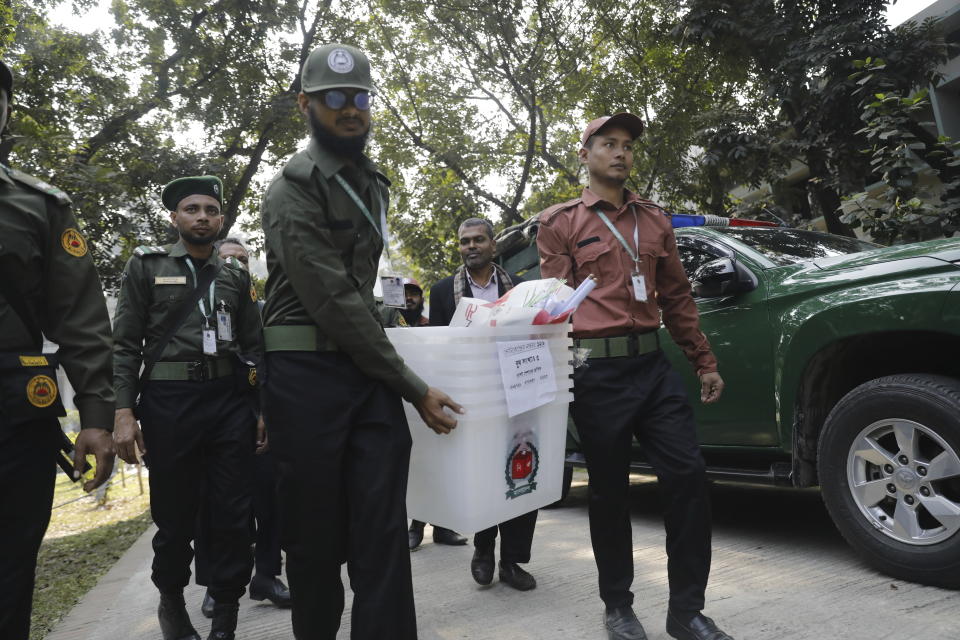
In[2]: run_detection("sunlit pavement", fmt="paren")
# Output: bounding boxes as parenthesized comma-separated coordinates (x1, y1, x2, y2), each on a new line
(47, 473, 960, 639)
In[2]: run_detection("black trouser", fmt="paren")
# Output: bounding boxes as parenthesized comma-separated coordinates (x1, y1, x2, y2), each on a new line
(0, 417, 59, 640)
(195, 450, 282, 585)
(138, 377, 255, 604)
(265, 351, 416, 640)
(571, 349, 711, 613)
(474, 509, 538, 564)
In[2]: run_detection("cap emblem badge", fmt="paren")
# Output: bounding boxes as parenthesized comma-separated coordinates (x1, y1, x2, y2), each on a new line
(327, 48, 355, 74)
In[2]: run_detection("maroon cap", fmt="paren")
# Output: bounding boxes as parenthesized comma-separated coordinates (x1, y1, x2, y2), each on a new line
(402, 277, 422, 290)
(580, 113, 645, 147)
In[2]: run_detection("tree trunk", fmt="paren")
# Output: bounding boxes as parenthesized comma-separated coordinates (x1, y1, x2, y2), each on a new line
(805, 151, 854, 237)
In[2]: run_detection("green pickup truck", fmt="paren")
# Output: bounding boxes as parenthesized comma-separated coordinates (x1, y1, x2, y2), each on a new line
(496, 219, 960, 588)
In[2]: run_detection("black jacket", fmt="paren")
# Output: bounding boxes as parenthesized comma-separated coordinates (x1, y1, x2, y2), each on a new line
(428, 269, 525, 327)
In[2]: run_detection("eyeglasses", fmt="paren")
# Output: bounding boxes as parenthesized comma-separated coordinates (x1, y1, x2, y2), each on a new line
(320, 90, 372, 111)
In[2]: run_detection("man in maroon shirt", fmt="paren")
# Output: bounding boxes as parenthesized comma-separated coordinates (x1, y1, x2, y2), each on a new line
(536, 114, 731, 640)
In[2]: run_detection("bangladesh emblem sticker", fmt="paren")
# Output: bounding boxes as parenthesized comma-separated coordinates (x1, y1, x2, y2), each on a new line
(327, 48, 355, 74)
(26, 374, 58, 408)
(61, 228, 88, 257)
(505, 431, 539, 499)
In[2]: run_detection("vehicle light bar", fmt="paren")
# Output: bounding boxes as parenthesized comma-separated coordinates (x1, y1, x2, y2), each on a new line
(668, 213, 779, 228)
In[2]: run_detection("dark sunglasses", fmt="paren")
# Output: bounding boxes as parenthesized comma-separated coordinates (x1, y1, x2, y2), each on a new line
(320, 90, 372, 111)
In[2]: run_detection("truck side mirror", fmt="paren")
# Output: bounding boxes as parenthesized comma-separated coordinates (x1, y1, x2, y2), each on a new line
(692, 257, 757, 298)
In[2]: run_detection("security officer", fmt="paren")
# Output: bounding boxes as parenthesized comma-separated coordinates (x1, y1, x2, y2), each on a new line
(536, 114, 733, 640)
(260, 43, 462, 640)
(0, 58, 116, 640)
(112, 176, 262, 640)
(195, 238, 291, 616)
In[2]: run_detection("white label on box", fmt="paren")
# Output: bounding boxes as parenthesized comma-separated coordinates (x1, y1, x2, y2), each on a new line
(497, 339, 557, 417)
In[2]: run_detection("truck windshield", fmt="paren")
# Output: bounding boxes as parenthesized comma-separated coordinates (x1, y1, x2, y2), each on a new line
(716, 228, 878, 266)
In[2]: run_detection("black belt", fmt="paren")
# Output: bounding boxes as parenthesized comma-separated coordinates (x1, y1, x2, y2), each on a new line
(148, 357, 235, 381)
(574, 332, 660, 358)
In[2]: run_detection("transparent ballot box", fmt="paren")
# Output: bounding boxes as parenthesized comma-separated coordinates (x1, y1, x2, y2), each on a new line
(387, 323, 573, 534)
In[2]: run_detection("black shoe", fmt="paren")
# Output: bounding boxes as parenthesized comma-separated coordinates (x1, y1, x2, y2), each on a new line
(604, 606, 648, 640)
(497, 561, 536, 591)
(408, 521, 425, 550)
(666, 610, 734, 640)
(470, 546, 495, 585)
(208, 602, 239, 640)
(432, 526, 468, 546)
(200, 590, 215, 619)
(249, 573, 291, 607)
(158, 592, 201, 640)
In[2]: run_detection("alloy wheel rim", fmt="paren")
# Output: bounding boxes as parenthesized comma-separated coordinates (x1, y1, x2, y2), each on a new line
(846, 418, 960, 546)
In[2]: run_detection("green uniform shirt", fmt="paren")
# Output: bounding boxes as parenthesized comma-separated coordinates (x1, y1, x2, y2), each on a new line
(0, 163, 115, 430)
(261, 139, 428, 402)
(112, 240, 263, 409)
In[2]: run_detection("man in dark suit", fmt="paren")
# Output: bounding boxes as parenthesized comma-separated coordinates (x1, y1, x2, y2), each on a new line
(428, 217, 539, 591)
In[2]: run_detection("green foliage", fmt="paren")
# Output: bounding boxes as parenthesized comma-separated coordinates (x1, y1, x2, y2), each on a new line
(843, 54, 960, 242)
(679, 0, 951, 238)
(2, 0, 955, 293)
(3, 0, 339, 290)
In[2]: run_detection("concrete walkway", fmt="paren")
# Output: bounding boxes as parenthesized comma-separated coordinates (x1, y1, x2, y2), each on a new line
(47, 474, 960, 640)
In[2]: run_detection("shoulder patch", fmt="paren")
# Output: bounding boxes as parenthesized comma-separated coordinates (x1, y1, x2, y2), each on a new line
(133, 245, 170, 258)
(61, 228, 88, 257)
(538, 197, 583, 226)
(8, 169, 72, 205)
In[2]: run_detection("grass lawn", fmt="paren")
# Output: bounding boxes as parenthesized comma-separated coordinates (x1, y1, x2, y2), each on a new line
(30, 464, 152, 640)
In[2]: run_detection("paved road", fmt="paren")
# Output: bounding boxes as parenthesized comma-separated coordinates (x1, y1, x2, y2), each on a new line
(48, 473, 960, 639)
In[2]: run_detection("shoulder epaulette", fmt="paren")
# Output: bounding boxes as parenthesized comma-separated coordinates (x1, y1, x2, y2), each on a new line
(133, 245, 170, 258)
(538, 197, 583, 225)
(282, 150, 315, 186)
(7, 169, 72, 205)
(223, 256, 245, 271)
(374, 170, 392, 187)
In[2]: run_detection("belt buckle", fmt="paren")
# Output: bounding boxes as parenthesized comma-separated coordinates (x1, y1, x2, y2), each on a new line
(187, 361, 207, 382)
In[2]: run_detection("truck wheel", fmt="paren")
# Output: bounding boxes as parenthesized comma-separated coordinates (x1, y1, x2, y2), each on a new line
(818, 374, 960, 588)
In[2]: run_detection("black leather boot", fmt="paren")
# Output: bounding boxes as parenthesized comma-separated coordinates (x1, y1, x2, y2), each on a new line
(207, 602, 239, 640)
(200, 590, 215, 619)
(249, 573, 291, 607)
(158, 592, 201, 640)
(408, 520, 425, 550)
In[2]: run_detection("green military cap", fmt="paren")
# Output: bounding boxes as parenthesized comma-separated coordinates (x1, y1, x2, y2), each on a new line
(161, 175, 223, 211)
(301, 43, 372, 94)
(0, 59, 13, 99)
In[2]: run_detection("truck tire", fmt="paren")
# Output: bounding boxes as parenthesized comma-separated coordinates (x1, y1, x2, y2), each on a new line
(818, 374, 960, 588)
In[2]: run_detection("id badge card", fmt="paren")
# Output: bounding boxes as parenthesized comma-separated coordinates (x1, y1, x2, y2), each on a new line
(216, 310, 233, 342)
(380, 275, 406, 308)
(202, 327, 218, 355)
(631, 271, 648, 302)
